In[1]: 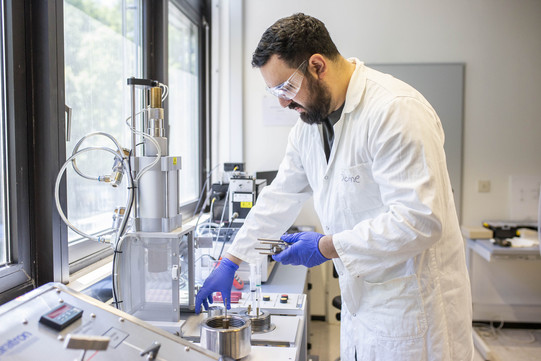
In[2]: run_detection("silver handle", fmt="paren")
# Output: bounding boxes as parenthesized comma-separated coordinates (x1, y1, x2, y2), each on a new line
(65, 104, 72, 142)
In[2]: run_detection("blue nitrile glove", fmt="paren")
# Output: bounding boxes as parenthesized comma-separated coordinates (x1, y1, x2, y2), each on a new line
(272, 232, 330, 268)
(195, 257, 239, 314)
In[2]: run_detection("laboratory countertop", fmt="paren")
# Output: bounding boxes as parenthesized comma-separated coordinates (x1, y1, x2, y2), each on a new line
(79, 261, 309, 304)
(466, 238, 541, 262)
(261, 263, 308, 294)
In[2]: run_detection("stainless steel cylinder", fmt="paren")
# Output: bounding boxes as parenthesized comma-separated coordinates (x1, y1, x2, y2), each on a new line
(239, 310, 275, 333)
(200, 315, 251, 359)
(134, 155, 181, 232)
(147, 118, 165, 138)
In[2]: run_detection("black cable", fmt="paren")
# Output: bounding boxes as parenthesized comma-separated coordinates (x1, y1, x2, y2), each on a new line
(214, 189, 231, 262)
(213, 165, 243, 262)
(193, 177, 209, 217)
(193, 164, 220, 217)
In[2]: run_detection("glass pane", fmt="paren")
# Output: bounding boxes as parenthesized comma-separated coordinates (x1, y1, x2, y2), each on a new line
(0, 3, 7, 267)
(64, 0, 141, 244)
(168, 3, 200, 205)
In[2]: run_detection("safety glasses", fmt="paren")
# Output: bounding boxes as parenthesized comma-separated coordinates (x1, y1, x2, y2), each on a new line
(266, 60, 308, 100)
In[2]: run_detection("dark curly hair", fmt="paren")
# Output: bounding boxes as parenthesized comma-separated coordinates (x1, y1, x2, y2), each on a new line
(251, 13, 340, 70)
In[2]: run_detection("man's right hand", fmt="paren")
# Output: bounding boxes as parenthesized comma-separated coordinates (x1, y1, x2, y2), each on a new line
(195, 257, 239, 314)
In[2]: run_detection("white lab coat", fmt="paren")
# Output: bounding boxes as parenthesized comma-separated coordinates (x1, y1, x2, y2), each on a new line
(228, 59, 473, 361)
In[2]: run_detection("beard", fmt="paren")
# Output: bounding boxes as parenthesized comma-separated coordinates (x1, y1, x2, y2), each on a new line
(288, 75, 332, 125)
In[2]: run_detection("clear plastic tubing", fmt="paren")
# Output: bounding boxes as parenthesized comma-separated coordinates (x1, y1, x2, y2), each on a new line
(255, 260, 262, 316)
(249, 263, 257, 316)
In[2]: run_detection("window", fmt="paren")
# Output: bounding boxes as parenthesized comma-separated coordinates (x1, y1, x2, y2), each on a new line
(0, 0, 32, 300)
(0, 0, 6, 267)
(63, 0, 142, 267)
(168, 2, 201, 206)
(0, 0, 209, 304)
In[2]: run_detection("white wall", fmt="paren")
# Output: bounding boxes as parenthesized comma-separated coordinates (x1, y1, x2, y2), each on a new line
(239, 0, 541, 228)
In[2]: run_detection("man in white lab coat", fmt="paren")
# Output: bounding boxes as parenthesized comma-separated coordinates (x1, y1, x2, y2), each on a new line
(195, 13, 473, 361)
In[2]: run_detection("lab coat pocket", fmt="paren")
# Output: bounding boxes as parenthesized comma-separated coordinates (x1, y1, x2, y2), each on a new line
(362, 274, 427, 339)
(337, 163, 383, 215)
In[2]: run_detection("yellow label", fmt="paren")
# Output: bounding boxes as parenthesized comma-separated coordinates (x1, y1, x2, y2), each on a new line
(240, 202, 253, 208)
(173, 157, 177, 165)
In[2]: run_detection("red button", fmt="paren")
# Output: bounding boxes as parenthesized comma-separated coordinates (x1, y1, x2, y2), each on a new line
(213, 292, 242, 303)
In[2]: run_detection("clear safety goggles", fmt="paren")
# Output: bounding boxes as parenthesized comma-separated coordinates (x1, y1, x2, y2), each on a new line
(266, 60, 308, 100)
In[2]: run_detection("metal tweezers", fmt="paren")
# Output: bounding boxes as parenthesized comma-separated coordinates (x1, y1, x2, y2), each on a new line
(255, 238, 289, 255)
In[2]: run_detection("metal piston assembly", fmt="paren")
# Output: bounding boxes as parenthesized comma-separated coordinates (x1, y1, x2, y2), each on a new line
(239, 309, 275, 333)
(255, 238, 289, 255)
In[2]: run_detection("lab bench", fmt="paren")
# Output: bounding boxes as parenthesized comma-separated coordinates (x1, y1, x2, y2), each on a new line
(262, 263, 308, 294)
(465, 238, 541, 323)
(466, 238, 541, 361)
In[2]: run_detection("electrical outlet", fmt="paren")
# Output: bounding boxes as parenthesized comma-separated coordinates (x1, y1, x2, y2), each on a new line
(509, 175, 541, 221)
(478, 180, 491, 193)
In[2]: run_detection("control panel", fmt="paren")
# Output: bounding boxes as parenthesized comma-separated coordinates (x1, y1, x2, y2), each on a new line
(236, 292, 306, 314)
(0, 283, 221, 361)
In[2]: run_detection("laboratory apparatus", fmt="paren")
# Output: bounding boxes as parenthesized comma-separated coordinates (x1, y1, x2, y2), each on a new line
(52, 78, 310, 360)
(194, 166, 275, 283)
(228, 173, 266, 227)
(0, 283, 221, 361)
(206, 164, 266, 227)
(55, 78, 194, 328)
(181, 289, 308, 360)
(482, 221, 538, 247)
(206, 162, 244, 225)
(238, 262, 274, 334)
(256, 238, 289, 255)
(200, 314, 251, 359)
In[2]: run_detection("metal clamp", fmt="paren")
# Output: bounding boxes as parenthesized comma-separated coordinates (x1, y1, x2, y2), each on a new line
(65, 104, 72, 142)
(255, 238, 289, 255)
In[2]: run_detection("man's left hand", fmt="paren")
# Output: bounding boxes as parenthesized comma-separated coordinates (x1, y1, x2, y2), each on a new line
(272, 232, 330, 268)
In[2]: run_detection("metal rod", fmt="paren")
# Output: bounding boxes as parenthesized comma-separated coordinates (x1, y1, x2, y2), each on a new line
(256, 238, 289, 255)
(223, 298, 229, 329)
(257, 238, 283, 243)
